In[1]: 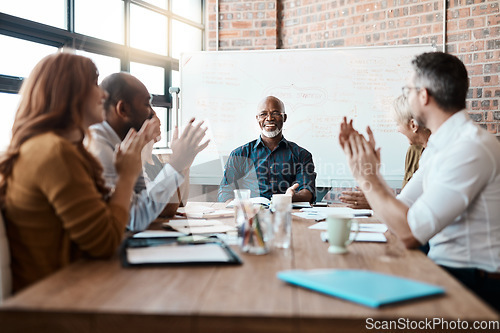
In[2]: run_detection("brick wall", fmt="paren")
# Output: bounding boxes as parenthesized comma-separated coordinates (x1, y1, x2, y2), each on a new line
(206, 0, 499, 136)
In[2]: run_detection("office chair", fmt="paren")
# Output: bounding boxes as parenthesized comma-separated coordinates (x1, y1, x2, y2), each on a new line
(0, 211, 12, 303)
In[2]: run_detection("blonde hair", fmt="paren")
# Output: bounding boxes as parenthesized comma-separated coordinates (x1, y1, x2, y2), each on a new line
(392, 94, 413, 126)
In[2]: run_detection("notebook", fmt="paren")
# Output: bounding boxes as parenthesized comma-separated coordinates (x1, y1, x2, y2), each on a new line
(121, 236, 242, 267)
(277, 269, 444, 308)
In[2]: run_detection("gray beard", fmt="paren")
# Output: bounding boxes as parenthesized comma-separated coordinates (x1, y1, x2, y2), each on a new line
(261, 128, 281, 138)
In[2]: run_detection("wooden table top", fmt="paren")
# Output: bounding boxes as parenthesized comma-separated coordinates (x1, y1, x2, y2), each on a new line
(1, 202, 498, 333)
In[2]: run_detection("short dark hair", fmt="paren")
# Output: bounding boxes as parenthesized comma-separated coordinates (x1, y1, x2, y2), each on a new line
(411, 52, 469, 112)
(100, 72, 135, 114)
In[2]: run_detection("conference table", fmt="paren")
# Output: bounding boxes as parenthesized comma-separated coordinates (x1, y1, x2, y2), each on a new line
(0, 202, 498, 333)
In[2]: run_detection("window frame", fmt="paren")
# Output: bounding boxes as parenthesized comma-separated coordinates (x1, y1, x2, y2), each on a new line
(0, 0, 205, 148)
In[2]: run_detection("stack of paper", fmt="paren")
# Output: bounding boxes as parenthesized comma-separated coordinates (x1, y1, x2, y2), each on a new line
(293, 207, 373, 221)
(164, 219, 236, 235)
(187, 209, 234, 219)
(127, 243, 232, 264)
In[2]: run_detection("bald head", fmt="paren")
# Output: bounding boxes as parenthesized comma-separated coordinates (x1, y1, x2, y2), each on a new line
(100, 72, 144, 115)
(99, 72, 154, 139)
(257, 96, 285, 114)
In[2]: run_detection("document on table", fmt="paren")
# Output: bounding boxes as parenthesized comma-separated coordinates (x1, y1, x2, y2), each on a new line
(132, 230, 187, 238)
(309, 222, 388, 233)
(127, 243, 232, 264)
(187, 209, 234, 219)
(226, 197, 270, 208)
(320, 231, 387, 243)
(295, 207, 373, 221)
(164, 219, 236, 234)
(178, 207, 234, 219)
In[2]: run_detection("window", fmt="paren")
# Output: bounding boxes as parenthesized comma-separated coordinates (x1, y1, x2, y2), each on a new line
(0, 35, 57, 78)
(143, 0, 167, 10)
(75, 0, 124, 44)
(76, 50, 121, 83)
(153, 107, 169, 149)
(172, 20, 202, 59)
(130, 62, 165, 96)
(0, 0, 66, 29)
(0, 0, 205, 149)
(0, 93, 20, 153)
(171, 70, 180, 88)
(172, 0, 202, 24)
(130, 4, 168, 56)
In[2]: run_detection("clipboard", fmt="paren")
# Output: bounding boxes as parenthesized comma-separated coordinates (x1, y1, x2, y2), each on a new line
(120, 236, 242, 267)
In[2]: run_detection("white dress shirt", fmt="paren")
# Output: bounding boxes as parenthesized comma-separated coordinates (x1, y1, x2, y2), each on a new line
(398, 111, 500, 272)
(88, 122, 184, 231)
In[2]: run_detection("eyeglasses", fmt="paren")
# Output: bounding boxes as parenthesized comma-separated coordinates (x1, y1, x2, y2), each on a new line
(402, 86, 420, 98)
(257, 111, 284, 120)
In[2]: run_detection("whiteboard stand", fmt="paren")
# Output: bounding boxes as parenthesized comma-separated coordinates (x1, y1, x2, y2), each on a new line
(169, 87, 181, 129)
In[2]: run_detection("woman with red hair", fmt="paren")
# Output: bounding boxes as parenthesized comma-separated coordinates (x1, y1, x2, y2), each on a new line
(0, 52, 156, 292)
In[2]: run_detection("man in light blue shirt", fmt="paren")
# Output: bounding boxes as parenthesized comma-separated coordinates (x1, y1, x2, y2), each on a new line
(89, 72, 208, 231)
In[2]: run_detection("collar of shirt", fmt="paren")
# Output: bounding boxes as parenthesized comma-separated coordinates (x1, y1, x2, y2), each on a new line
(426, 110, 468, 151)
(253, 135, 289, 150)
(93, 121, 122, 148)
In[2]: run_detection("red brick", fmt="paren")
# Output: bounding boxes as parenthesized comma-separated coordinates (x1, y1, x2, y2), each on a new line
(209, 0, 499, 118)
(231, 21, 252, 29)
(487, 124, 497, 134)
(488, 14, 500, 26)
(468, 64, 484, 76)
(265, 28, 276, 37)
(459, 17, 486, 30)
(409, 25, 432, 37)
(472, 3, 499, 16)
(448, 7, 470, 19)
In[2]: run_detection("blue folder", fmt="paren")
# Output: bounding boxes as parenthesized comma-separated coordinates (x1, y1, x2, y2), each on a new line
(277, 269, 445, 308)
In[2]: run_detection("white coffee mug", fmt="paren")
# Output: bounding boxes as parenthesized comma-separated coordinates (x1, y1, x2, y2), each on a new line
(326, 214, 359, 254)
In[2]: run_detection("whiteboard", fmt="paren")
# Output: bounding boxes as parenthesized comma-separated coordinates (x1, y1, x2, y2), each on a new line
(180, 45, 434, 187)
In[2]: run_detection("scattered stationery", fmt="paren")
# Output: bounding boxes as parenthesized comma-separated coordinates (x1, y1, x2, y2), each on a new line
(320, 231, 387, 243)
(277, 269, 445, 308)
(226, 197, 271, 208)
(163, 219, 236, 235)
(121, 236, 242, 267)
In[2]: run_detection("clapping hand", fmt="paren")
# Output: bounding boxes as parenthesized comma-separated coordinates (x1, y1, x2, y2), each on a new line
(339, 118, 381, 189)
(169, 118, 210, 173)
(115, 119, 157, 179)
